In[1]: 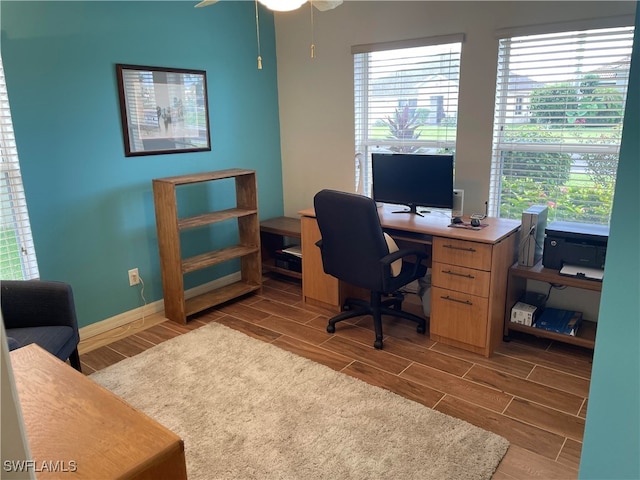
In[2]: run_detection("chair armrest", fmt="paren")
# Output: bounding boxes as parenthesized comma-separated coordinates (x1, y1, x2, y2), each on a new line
(380, 248, 427, 265)
(380, 249, 428, 285)
(1, 280, 79, 331)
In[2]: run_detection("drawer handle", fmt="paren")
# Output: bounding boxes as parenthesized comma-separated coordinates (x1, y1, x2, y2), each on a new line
(442, 270, 475, 279)
(440, 295, 473, 306)
(443, 244, 477, 253)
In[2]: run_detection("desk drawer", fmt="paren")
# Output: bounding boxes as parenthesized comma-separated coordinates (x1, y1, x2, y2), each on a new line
(430, 286, 488, 348)
(433, 237, 492, 271)
(431, 262, 490, 297)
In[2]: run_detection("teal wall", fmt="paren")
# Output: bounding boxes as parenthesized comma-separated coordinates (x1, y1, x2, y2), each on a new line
(1, 1, 284, 328)
(580, 4, 640, 478)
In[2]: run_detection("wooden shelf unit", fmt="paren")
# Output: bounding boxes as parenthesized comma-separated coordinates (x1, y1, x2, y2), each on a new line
(153, 169, 261, 324)
(260, 216, 302, 280)
(504, 260, 601, 349)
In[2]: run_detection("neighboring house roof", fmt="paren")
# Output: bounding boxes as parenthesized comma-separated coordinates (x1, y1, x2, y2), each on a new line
(589, 55, 632, 81)
(506, 73, 538, 92)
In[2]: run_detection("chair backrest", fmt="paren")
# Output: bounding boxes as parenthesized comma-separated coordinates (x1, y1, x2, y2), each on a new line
(313, 189, 389, 291)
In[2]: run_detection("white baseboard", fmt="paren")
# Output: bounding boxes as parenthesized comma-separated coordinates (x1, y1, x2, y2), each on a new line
(79, 272, 241, 341)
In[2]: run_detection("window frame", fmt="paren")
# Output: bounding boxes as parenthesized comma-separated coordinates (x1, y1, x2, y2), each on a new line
(489, 19, 635, 225)
(0, 54, 39, 280)
(353, 34, 464, 198)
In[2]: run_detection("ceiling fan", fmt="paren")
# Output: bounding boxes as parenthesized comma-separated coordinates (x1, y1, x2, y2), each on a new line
(195, 0, 343, 12)
(195, 0, 342, 69)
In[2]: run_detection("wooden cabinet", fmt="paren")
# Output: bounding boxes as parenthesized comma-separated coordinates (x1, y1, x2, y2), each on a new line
(260, 216, 302, 280)
(430, 235, 517, 357)
(301, 216, 339, 309)
(504, 261, 599, 349)
(153, 169, 261, 324)
(300, 216, 369, 311)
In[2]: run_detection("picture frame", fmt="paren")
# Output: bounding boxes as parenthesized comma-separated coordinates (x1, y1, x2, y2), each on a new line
(116, 64, 211, 157)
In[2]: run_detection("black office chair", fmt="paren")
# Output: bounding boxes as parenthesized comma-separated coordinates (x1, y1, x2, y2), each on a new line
(2, 280, 82, 372)
(314, 189, 428, 349)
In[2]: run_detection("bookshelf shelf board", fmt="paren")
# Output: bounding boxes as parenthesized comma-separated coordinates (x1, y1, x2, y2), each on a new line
(184, 281, 261, 317)
(182, 245, 260, 274)
(178, 209, 257, 230)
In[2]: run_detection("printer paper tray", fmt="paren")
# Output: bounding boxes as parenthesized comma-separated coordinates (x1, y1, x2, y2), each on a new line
(559, 264, 604, 281)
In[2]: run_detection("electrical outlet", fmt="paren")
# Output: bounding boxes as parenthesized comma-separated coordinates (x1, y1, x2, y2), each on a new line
(128, 268, 140, 286)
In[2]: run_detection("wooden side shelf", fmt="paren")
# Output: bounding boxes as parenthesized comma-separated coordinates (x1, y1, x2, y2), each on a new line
(506, 319, 597, 349)
(260, 216, 302, 280)
(505, 260, 601, 349)
(153, 169, 261, 324)
(508, 261, 603, 292)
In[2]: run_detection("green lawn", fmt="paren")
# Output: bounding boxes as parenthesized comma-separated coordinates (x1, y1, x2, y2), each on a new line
(369, 125, 457, 141)
(0, 227, 25, 280)
(369, 123, 621, 143)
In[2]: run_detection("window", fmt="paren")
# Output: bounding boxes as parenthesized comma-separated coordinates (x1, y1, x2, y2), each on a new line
(0, 54, 39, 280)
(489, 24, 635, 225)
(353, 35, 463, 197)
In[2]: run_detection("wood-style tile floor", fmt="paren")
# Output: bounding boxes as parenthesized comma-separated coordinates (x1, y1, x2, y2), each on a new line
(80, 274, 593, 479)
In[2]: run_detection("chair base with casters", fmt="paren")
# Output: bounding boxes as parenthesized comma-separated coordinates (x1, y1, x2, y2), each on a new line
(326, 291, 427, 349)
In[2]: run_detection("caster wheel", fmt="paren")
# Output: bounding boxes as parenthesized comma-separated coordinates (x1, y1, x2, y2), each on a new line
(327, 324, 336, 334)
(373, 339, 383, 349)
(417, 325, 426, 334)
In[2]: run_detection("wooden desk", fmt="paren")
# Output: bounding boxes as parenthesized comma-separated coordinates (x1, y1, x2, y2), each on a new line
(9, 345, 187, 480)
(299, 205, 520, 356)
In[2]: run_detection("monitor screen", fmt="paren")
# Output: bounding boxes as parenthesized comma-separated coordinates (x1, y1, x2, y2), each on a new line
(372, 153, 454, 215)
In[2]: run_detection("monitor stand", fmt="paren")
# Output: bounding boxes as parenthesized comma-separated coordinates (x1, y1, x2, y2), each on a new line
(391, 204, 424, 217)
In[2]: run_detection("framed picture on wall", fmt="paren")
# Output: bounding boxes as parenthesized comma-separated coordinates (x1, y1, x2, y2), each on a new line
(116, 64, 211, 156)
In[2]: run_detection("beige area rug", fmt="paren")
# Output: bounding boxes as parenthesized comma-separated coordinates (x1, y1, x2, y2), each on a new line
(90, 322, 509, 479)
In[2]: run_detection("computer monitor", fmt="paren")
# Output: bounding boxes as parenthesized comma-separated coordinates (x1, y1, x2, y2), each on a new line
(372, 153, 454, 216)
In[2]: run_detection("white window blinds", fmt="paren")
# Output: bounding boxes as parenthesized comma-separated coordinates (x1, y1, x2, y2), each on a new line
(353, 35, 463, 196)
(489, 25, 635, 225)
(0, 55, 39, 280)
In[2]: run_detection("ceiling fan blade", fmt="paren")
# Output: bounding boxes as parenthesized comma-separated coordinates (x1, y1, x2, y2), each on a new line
(313, 0, 343, 11)
(194, 0, 220, 7)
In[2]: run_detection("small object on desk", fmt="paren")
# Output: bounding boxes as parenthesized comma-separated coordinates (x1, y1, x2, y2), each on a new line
(448, 220, 488, 230)
(471, 218, 481, 227)
(452, 216, 464, 224)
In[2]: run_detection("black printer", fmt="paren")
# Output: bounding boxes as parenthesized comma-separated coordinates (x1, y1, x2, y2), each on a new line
(542, 221, 609, 270)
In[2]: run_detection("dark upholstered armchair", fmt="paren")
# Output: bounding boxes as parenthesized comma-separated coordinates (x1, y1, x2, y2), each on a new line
(314, 189, 428, 349)
(1, 280, 82, 372)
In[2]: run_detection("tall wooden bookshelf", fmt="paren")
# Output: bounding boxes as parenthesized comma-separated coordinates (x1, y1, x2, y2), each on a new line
(152, 169, 261, 324)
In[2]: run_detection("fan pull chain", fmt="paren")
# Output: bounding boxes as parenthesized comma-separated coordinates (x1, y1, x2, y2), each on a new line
(255, 0, 263, 69)
(310, 1, 315, 58)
